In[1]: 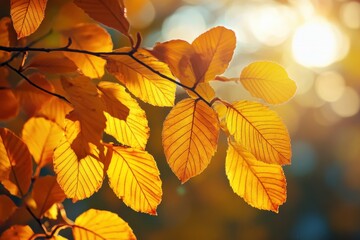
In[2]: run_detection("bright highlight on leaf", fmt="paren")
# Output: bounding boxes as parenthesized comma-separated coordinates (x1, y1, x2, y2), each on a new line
(225, 101, 291, 165)
(0, 128, 32, 197)
(10, 0, 48, 39)
(162, 98, 219, 183)
(240, 61, 297, 104)
(0, 195, 17, 224)
(106, 48, 176, 106)
(73, 209, 136, 240)
(226, 142, 287, 213)
(107, 145, 162, 215)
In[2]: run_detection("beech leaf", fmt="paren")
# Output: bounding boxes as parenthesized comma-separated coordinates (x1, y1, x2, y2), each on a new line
(24, 52, 78, 73)
(0, 225, 35, 239)
(0, 195, 17, 224)
(0, 68, 19, 120)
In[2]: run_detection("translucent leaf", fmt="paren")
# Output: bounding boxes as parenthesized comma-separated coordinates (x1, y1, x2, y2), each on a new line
(0, 68, 19, 120)
(191, 26, 236, 83)
(0, 128, 32, 197)
(10, 0, 48, 39)
(61, 23, 113, 78)
(0, 195, 17, 224)
(0, 17, 12, 61)
(22, 117, 63, 168)
(74, 0, 129, 36)
(187, 82, 215, 103)
(226, 142, 287, 212)
(97, 81, 149, 149)
(240, 61, 297, 104)
(162, 98, 219, 183)
(107, 145, 162, 215)
(32, 176, 66, 218)
(225, 101, 291, 165)
(24, 52, 78, 73)
(106, 48, 176, 107)
(53, 116, 104, 200)
(36, 97, 73, 128)
(0, 225, 34, 239)
(73, 209, 136, 240)
(15, 73, 54, 117)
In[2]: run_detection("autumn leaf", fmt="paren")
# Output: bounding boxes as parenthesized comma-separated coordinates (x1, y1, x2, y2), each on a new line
(10, 0, 48, 39)
(106, 48, 176, 107)
(0, 225, 35, 239)
(74, 0, 130, 36)
(24, 52, 78, 73)
(0, 68, 19, 120)
(0, 128, 32, 197)
(0, 195, 17, 224)
(73, 209, 136, 240)
(36, 97, 73, 128)
(226, 142, 287, 212)
(162, 98, 219, 183)
(32, 176, 66, 218)
(97, 81, 149, 149)
(107, 145, 162, 215)
(22, 117, 63, 168)
(224, 101, 291, 165)
(240, 61, 297, 104)
(61, 23, 113, 78)
(0, 17, 12, 61)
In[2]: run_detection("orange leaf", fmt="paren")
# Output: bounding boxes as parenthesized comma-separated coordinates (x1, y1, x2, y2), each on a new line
(0, 195, 17, 224)
(74, 0, 129, 36)
(106, 48, 176, 106)
(10, 0, 48, 39)
(97, 81, 149, 149)
(53, 116, 104, 200)
(24, 52, 78, 73)
(225, 101, 291, 165)
(0, 68, 19, 120)
(22, 117, 63, 168)
(0, 17, 12, 61)
(32, 176, 66, 218)
(0, 128, 32, 197)
(240, 61, 297, 104)
(73, 209, 136, 240)
(15, 73, 54, 117)
(162, 98, 219, 183)
(61, 23, 113, 78)
(107, 145, 162, 215)
(226, 142, 287, 212)
(36, 97, 73, 128)
(0, 225, 34, 239)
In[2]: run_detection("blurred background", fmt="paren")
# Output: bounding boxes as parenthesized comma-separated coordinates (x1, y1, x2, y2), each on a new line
(1, 0, 360, 239)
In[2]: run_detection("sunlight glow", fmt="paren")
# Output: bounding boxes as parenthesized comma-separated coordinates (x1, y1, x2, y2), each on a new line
(315, 71, 345, 102)
(331, 87, 360, 117)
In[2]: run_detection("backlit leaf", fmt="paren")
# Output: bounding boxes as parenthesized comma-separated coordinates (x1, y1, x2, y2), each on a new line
(0, 225, 34, 239)
(10, 0, 48, 39)
(97, 81, 149, 149)
(0, 68, 19, 120)
(32, 176, 66, 218)
(74, 0, 129, 36)
(53, 116, 104, 200)
(22, 117, 63, 168)
(0, 128, 32, 197)
(226, 142, 287, 212)
(162, 98, 219, 183)
(225, 101, 291, 165)
(61, 23, 113, 78)
(240, 61, 297, 104)
(0, 17, 12, 61)
(0, 195, 17, 224)
(106, 48, 176, 106)
(73, 209, 136, 240)
(36, 97, 73, 128)
(107, 145, 162, 215)
(24, 52, 78, 73)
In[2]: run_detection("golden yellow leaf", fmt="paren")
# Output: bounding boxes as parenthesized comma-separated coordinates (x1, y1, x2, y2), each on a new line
(32, 176, 66, 218)
(36, 97, 73, 128)
(187, 82, 215, 103)
(10, 0, 48, 39)
(22, 117, 63, 168)
(61, 23, 113, 78)
(107, 145, 162, 215)
(240, 61, 297, 104)
(74, 0, 129, 36)
(162, 98, 219, 183)
(0, 195, 17, 224)
(24, 52, 78, 73)
(15, 73, 54, 117)
(106, 48, 176, 107)
(73, 209, 136, 240)
(0, 225, 34, 240)
(97, 81, 149, 149)
(53, 116, 104, 200)
(43, 203, 58, 220)
(225, 101, 291, 165)
(0, 128, 32, 197)
(0, 68, 19, 120)
(191, 26, 236, 83)
(226, 142, 287, 212)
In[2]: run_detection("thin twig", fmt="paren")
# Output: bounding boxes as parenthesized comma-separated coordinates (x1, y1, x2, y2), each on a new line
(25, 205, 47, 235)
